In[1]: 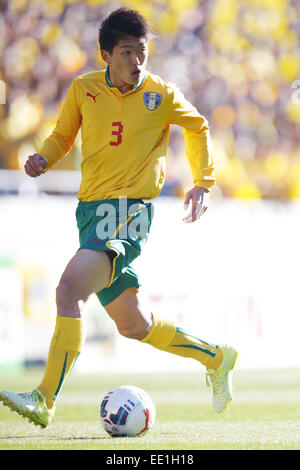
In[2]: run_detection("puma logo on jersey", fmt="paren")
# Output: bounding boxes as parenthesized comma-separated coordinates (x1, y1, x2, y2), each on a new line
(86, 92, 100, 103)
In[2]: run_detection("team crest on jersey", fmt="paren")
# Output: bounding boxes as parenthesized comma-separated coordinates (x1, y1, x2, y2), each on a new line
(144, 92, 162, 111)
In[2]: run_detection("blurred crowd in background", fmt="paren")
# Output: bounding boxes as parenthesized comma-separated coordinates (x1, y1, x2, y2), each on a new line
(1, 0, 300, 200)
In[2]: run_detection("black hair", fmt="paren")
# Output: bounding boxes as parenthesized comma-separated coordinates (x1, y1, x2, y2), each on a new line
(99, 7, 153, 54)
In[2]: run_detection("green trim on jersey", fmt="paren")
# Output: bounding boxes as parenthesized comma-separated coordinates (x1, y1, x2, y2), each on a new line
(105, 66, 147, 91)
(105, 66, 114, 88)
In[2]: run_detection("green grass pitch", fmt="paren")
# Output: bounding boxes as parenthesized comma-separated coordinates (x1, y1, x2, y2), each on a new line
(0, 368, 299, 450)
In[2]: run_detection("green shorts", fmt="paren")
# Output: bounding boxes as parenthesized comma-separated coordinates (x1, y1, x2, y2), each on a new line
(75, 198, 154, 306)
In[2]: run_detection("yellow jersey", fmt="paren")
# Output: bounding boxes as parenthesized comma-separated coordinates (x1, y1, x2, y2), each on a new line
(40, 68, 215, 201)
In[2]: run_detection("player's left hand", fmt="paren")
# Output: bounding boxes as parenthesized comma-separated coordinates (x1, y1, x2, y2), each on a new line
(183, 186, 210, 223)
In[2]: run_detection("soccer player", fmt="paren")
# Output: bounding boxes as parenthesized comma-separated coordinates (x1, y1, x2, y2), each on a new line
(0, 8, 238, 428)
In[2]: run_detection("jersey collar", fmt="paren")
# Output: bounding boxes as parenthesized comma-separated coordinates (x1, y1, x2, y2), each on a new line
(105, 66, 147, 93)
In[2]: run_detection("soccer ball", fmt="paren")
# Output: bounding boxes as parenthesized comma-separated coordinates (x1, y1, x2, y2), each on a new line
(99, 385, 156, 437)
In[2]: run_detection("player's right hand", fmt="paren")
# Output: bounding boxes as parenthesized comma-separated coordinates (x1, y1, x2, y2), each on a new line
(24, 153, 48, 177)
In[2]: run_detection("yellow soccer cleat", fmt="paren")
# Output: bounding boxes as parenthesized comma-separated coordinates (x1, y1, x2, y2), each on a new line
(0, 387, 55, 428)
(206, 345, 238, 414)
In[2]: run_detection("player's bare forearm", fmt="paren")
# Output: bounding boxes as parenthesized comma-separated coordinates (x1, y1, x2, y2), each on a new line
(24, 154, 48, 177)
(183, 186, 210, 223)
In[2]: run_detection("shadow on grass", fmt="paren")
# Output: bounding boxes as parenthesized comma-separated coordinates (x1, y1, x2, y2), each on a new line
(0, 430, 180, 442)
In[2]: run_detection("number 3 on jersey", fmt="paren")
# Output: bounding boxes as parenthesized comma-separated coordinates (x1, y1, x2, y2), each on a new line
(110, 121, 123, 146)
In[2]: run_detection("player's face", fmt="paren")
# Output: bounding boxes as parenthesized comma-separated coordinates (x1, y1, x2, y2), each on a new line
(102, 36, 148, 93)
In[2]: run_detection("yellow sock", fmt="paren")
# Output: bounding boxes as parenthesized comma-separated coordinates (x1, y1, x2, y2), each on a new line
(38, 316, 85, 409)
(141, 314, 223, 370)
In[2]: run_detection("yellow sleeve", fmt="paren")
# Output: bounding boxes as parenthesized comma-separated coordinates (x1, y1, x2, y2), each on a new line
(167, 83, 216, 191)
(39, 80, 82, 169)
